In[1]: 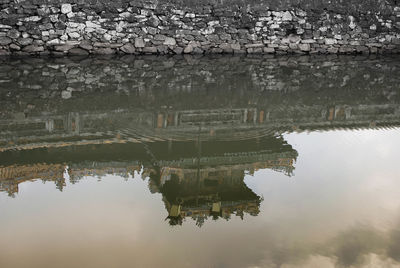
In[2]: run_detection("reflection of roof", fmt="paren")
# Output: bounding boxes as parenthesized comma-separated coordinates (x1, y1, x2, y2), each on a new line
(159, 156, 295, 185)
(0, 133, 297, 166)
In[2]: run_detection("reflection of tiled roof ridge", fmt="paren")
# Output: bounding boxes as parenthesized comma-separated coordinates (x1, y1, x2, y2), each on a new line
(0, 138, 132, 153)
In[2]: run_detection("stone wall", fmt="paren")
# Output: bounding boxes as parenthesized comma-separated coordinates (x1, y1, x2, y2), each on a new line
(0, 0, 400, 55)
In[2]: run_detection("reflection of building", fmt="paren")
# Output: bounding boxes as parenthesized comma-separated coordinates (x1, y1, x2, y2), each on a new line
(0, 133, 296, 227)
(2, 59, 400, 225)
(141, 139, 296, 226)
(0, 134, 297, 199)
(151, 164, 266, 227)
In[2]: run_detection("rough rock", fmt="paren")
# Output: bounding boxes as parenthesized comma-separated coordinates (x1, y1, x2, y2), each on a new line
(184, 44, 193, 53)
(61, 4, 72, 14)
(22, 45, 44, 52)
(120, 43, 136, 54)
(93, 48, 115, 54)
(68, 48, 89, 55)
(0, 37, 12, 45)
(0, 0, 398, 55)
(134, 38, 145, 48)
(164, 37, 176, 46)
(61, 90, 72, 99)
(54, 45, 74, 52)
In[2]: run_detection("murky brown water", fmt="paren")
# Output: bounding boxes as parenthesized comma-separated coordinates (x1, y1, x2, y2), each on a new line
(1, 55, 400, 268)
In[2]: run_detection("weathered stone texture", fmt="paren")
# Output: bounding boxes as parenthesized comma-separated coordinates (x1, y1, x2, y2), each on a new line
(0, 0, 399, 55)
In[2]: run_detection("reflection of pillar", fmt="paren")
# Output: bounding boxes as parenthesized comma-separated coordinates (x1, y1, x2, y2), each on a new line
(335, 106, 349, 120)
(345, 107, 352, 119)
(157, 113, 163, 128)
(247, 110, 253, 122)
(164, 113, 168, 128)
(243, 109, 248, 123)
(259, 110, 264, 123)
(167, 113, 174, 126)
(253, 108, 257, 123)
(174, 112, 179, 126)
(265, 111, 270, 121)
(45, 119, 54, 132)
(74, 113, 79, 133)
(66, 113, 80, 134)
(328, 107, 335, 121)
(335, 106, 343, 119)
(209, 129, 215, 136)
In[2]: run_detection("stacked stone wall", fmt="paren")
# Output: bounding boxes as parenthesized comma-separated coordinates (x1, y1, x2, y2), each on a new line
(0, 0, 400, 55)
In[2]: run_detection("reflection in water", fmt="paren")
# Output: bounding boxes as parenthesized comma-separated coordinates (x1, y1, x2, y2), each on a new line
(0, 134, 296, 225)
(1, 55, 400, 267)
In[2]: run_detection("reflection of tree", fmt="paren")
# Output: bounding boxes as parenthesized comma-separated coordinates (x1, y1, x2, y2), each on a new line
(167, 216, 183, 226)
(195, 216, 206, 228)
(161, 174, 183, 204)
(55, 178, 66, 192)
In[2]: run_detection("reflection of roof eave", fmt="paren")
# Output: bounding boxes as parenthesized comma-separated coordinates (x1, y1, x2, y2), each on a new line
(1, 120, 399, 153)
(284, 120, 400, 133)
(0, 138, 133, 153)
(0, 133, 296, 167)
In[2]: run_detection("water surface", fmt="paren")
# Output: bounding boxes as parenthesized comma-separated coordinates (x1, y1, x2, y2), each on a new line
(1, 55, 400, 268)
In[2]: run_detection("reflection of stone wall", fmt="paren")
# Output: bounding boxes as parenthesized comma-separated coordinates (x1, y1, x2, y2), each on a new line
(0, 0, 399, 55)
(1, 56, 399, 109)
